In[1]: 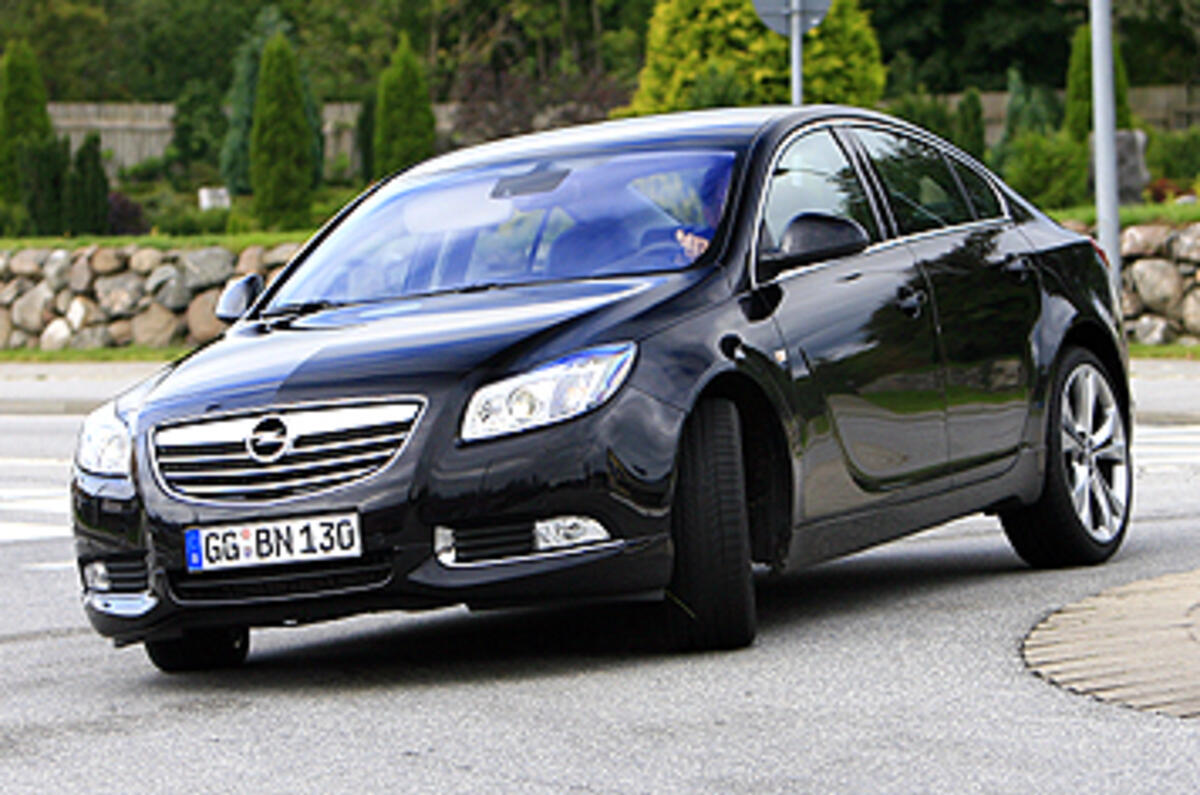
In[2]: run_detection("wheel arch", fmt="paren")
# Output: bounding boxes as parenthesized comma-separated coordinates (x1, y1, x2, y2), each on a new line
(1057, 319, 1131, 428)
(694, 370, 794, 569)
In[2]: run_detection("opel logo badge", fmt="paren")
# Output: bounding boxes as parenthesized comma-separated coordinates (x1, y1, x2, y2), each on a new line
(246, 416, 289, 463)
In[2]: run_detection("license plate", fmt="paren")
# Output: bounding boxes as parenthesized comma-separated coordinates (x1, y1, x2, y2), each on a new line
(184, 513, 361, 573)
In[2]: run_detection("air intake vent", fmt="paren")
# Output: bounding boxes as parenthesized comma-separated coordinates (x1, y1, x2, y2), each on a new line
(153, 400, 422, 504)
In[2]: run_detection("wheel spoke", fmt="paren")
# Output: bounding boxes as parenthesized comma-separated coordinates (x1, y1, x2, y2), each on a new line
(1071, 463, 1091, 527)
(1091, 406, 1115, 448)
(1095, 438, 1127, 464)
(1091, 471, 1114, 536)
(1079, 370, 1096, 436)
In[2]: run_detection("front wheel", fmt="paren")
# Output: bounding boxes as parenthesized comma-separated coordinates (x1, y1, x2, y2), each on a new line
(1001, 347, 1131, 567)
(145, 626, 250, 673)
(662, 398, 756, 650)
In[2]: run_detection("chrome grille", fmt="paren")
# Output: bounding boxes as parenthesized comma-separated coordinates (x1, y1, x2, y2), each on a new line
(153, 400, 422, 503)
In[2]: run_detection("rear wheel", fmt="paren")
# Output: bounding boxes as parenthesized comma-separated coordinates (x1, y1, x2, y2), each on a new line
(145, 626, 249, 673)
(663, 398, 756, 650)
(1001, 347, 1130, 567)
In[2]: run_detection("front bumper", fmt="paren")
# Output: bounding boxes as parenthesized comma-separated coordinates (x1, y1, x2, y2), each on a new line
(73, 384, 684, 645)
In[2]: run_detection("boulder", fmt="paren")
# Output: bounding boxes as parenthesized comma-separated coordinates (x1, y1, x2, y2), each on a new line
(263, 242, 301, 267)
(1130, 314, 1174, 345)
(236, 245, 265, 275)
(90, 247, 124, 275)
(181, 247, 235, 291)
(94, 272, 144, 318)
(67, 257, 94, 293)
(8, 328, 30, 349)
(70, 324, 113, 350)
(1171, 223, 1200, 263)
(11, 281, 54, 333)
(54, 287, 72, 315)
(0, 277, 31, 307)
(130, 248, 163, 275)
(1131, 258, 1185, 319)
(1183, 289, 1200, 337)
(1120, 289, 1143, 320)
(67, 295, 103, 331)
(0, 308, 10, 348)
(9, 249, 49, 277)
(147, 264, 190, 312)
(1120, 224, 1172, 260)
(1060, 219, 1091, 236)
(39, 318, 72, 351)
(0, 251, 9, 280)
(43, 249, 71, 291)
(107, 319, 133, 346)
(132, 302, 181, 347)
(186, 288, 225, 343)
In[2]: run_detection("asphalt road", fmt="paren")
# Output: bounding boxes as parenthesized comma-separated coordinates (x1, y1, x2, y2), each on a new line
(2, 415, 1200, 793)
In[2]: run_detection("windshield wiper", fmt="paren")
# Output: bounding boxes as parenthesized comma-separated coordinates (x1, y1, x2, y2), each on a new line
(259, 299, 346, 319)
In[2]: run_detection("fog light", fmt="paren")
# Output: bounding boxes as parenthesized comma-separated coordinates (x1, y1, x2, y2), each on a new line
(433, 526, 455, 565)
(534, 516, 609, 551)
(83, 561, 110, 592)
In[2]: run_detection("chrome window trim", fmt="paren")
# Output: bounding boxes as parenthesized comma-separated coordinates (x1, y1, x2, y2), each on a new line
(149, 394, 427, 508)
(750, 117, 1015, 290)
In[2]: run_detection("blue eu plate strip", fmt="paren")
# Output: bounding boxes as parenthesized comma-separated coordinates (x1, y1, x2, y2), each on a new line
(185, 530, 203, 572)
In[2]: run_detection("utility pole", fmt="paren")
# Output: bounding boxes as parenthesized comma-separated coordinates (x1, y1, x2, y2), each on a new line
(790, 0, 803, 105)
(1091, 0, 1122, 283)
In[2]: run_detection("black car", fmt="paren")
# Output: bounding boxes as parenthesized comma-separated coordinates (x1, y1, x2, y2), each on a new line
(73, 106, 1131, 672)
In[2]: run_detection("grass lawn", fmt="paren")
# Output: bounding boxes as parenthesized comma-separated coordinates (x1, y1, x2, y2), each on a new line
(1128, 342, 1200, 360)
(0, 344, 192, 362)
(1049, 202, 1200, 228)
(0, 230, 311, 254)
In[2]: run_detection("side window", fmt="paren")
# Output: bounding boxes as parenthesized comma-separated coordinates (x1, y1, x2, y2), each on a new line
(761, 129, 879, 250)
(951, 158, 1002, 220)
(855, 128, 973, 235)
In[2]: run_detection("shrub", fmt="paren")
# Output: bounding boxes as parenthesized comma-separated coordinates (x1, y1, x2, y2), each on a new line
(107, 191, 149, 235)
(1145, 126, 1200, 183)
(355, 89, 375, 183)
(0, 199, 29, 235)
(171, 80, 228, 170)
(66, 132, 109, 235)
(0, 40, 53, 203)
(1063, 24, 1132, 142)
(889, 91, 954, 141)
(683, 64, 750, 109)
(1004, 130, 1089, 209)
(249, 32, 314, 229)
(622, 0, 884, 115)
(954, 88, 986, 160)
(118, 155, 168, 185)
(373, 34, 436, 177)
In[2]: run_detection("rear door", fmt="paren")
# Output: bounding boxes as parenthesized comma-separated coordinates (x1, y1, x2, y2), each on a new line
(851, 127, 1040, 480)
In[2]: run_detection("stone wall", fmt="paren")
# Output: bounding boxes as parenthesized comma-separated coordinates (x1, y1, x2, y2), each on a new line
(1118, 223, 1200, 345)
(0, 243, 301, 350)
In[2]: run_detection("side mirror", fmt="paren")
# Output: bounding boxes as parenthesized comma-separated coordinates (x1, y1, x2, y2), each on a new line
(215, 273, 264, 323)
(758, 212, 870, 281)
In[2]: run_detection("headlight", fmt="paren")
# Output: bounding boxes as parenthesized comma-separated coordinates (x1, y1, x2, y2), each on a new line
(462, 342, 636, 441)
(76, 400, 132, 477)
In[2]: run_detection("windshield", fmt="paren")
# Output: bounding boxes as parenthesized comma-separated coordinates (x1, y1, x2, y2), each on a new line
(265, 149, 736, 311)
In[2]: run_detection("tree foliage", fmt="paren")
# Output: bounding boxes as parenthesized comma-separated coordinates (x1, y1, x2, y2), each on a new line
(1063, 24, 1132, 142)
(0, 39, 53, 203)
(220, 7, 321, 195)
(66, 132, 109, 234)
(373, 34, 436, 177)
(18, 134, 68, 235)
(802, 0, 886, 108)
(249, 31, 314, 229)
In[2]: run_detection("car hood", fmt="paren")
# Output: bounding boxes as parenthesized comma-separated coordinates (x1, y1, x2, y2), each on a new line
(134, 273, 706, 424)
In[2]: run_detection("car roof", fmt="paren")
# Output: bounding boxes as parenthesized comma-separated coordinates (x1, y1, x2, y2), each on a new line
(405, 106, 812, 178)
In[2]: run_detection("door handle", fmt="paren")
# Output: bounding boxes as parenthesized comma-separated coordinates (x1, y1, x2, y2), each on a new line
(895, 286, 928, 319)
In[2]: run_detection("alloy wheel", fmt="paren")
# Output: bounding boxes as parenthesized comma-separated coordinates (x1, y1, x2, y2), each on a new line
(1060, 363, 1129, 543)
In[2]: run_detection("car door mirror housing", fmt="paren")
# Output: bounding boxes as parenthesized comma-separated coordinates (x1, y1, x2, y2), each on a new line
(215, 273, 264, 323)
(758, 213, 870, 281)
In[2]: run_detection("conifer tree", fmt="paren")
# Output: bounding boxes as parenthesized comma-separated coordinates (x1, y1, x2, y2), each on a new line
(0, 40, 53, 203)
(1063, 24, 1132, 142)
(66, 133, 109, 235)
(373, 34, 436, 178)
(954, 87, 986, 160)
(249, 32, 314, 229)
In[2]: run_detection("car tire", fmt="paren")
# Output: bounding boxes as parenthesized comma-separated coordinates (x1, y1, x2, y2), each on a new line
(663, 397, 756, 650)
(145, 627, 250, 673)
(1001, 347, 1131, 568)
